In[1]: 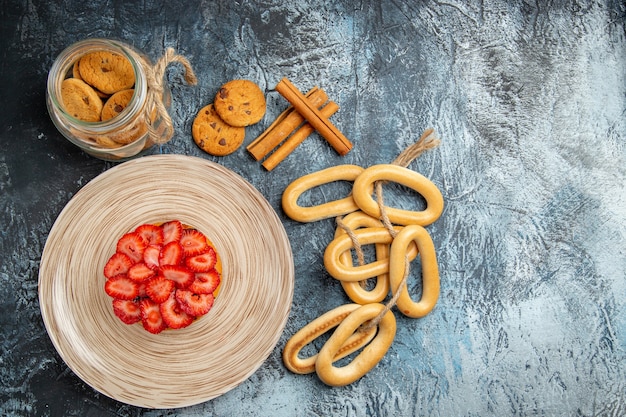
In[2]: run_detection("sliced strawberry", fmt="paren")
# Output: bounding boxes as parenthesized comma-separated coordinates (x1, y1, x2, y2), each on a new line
(160, 265, 195, 288)
(160, 294, 194, 329)
(140, 298, 166, 334)
(104, 275, 139, 300)
(116, 232, 146, 263)
(190, 269, 221, 294)
(161, 220, 183, 244)
(135, 224, 164, 246)
(175, 289, 215, 316)
(179, 229, 209, 257)
(145, 275, 175, 304)
(127, 262, 156, 282)
(112, 299, 141, 324)
(159, 241, 183, 266)
(137, 280, 148, 298)
(104, 252, 134, 279)
(185, 247, 217, 272)
(143, 244, 161, 270)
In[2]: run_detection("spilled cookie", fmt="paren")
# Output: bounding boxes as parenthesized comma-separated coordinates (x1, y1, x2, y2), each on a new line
(213, 79, 266, 127)
(192, 79, 266, 156)
(192, 104, 245, 156)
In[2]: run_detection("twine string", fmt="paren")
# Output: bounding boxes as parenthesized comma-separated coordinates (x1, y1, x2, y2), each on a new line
(337, 128, 440, 333)
(335, 216, 366, 268)
(376, 181, 398, 239)
(391, 127, 440, 168)
(141, 48, 198, 145)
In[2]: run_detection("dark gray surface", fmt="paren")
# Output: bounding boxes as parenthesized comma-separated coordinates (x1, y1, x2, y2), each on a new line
(1, 1, 625, 416)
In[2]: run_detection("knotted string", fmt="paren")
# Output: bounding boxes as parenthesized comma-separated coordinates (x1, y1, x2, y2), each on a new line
(336, 128, 440, 332)
(140, 48, 198, 144)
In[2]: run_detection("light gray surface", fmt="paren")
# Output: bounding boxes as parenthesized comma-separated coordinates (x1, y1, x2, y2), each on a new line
(1, 1, 625, 415)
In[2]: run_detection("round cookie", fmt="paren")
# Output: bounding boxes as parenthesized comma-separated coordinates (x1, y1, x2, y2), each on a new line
(213, 79, 266, 127)
(108, 122, 148, 145)
(73, 59, 109, 99)
(101, 89, 135, 121)
(72, 59, 82, 80)
(61, 78, 103, 122)
(192, 104, 245, 156)
(78, 51, 135, 95)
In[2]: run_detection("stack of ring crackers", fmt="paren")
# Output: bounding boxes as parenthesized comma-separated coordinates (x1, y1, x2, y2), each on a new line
(280, 137, 444, 386)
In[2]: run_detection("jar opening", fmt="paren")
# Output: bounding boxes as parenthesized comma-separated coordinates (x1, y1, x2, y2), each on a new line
(47, 39, 148, 132)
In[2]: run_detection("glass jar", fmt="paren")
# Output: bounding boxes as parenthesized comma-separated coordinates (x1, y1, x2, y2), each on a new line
(46, 38, 171, 161)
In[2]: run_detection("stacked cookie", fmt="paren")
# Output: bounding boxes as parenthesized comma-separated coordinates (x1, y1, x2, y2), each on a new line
(61, 51, 136, 123)
(192, 80, 266, 156)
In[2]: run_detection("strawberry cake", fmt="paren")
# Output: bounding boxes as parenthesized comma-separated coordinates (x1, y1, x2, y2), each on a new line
(103, 220, 221, 334)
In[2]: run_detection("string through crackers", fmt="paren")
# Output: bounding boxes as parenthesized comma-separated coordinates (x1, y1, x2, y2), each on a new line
(139, 47, 198, 145)
(282, 128, 443, 386)
(340, 128, 440, 332)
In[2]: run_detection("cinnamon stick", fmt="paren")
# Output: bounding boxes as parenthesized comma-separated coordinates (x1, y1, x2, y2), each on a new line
(274, 78, 352, 156)
(262, 101, 340, 171)
(247, 88, 328, 160)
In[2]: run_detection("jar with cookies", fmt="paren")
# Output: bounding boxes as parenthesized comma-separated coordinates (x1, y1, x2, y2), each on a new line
(46, 38, 179, 161)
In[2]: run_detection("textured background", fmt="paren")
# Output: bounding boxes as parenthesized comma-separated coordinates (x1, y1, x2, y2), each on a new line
(1, 1, 625, 416)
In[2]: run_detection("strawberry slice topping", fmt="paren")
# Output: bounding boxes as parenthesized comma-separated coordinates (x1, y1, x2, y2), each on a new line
(142, 244, 161, 270)
(137, 281, 148, 298)
(116, 232, 146, 263)
(161, 220, 183, 244)
(175, 290, 215, 316)
(140, 298, 166, 334)
(160, 265, 195, 288)
(185, 247, 217, 272)
(135, 224, 164, 246)
(179, 229, 209, 257)
(103, 252, 134, 279)
(104, 275, 139, 300)
(127, 262, 156, 282)
(145, 275, 175, 304)
(104, 220, 221, 333)
(160, 294, 194, 329)
(112, 299, 141, 324)
(190, 269, 221, 294)
(159, 241, 183, 266)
